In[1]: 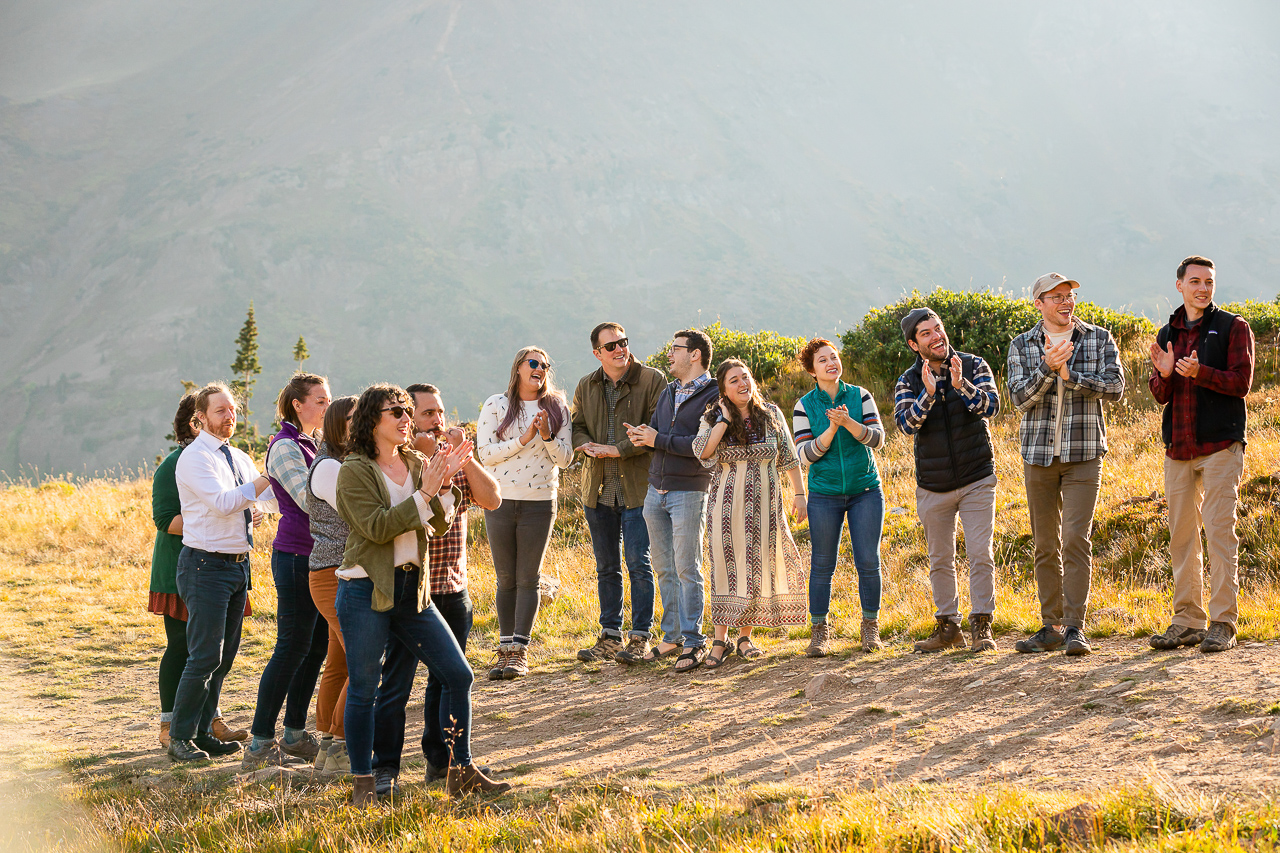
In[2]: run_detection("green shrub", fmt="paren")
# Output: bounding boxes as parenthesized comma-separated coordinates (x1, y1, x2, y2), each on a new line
(1222, 297, 1280, 338)
(645, 321, 807, 385)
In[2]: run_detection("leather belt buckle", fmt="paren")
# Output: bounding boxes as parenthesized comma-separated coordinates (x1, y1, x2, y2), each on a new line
(396, 563, 418, 572)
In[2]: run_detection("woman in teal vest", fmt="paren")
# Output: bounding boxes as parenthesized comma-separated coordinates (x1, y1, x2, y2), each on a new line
(791, 339, 887, 656)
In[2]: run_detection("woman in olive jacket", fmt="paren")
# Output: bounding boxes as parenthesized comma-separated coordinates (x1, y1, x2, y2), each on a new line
(334, 383, 510, 804)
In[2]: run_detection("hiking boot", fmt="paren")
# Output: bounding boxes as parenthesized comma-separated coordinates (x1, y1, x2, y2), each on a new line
(194, 732, 242, 756)
(167, 738, 210, 762)
(969, 613, 997, 653)
(427, 761, 490, 783)
(805, 622, 833, 658)
(576, 633, 622, 663)
(313, 736, 334, 772)
(324, 741, 350, 776)
(159, 721, 171, 750)
(618, 636, 648, 663)
(861, 618, 885, 652)
(1014, 626, 1066, 654)
(212, 716, 248, 742)
(1064, 626, 1092, 656)
(1149, 623, 1206, 650)
(913, 616, 965, 653)
(241, 739, 285, 771)
(446, 763, 512, 796)
(351, 775, 377, 807)
(1200, 621, 1237, 654)
(503, 645, 529, 679)
(373, 767, 400, 797)
(487, 646, 510, 681)
(280, 730, 320, 761)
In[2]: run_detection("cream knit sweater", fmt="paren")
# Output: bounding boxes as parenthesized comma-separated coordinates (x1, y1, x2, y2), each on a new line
(476, 394, 573, 500)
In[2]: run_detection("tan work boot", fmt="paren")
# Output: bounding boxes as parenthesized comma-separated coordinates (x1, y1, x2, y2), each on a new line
(860, 617, 885, 652)
(576, 633, 622, 663)
(446, 763, 513, 796)
(351, 775, 378, 807)
(913, 616, 965, 653)
(159, 721, 171, 749)
(805, 622, 832, 658)
(969, 613, 997, 652)
(212, 716, 248, 742)
(503, 645, 529, 679)
(487, 646, 509, 680)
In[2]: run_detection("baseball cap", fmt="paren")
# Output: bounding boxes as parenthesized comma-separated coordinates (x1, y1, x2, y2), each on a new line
(1032, 273, 1080, 301)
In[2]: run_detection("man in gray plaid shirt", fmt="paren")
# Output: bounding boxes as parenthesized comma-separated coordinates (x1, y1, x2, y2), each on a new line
(1007, 273, 1125, 656)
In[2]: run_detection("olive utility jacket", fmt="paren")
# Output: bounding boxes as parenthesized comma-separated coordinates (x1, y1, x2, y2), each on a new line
(570, 359, 666, 509)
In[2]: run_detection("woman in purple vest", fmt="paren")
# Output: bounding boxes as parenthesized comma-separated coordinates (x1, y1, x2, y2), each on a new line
(244, 373, 332, 766)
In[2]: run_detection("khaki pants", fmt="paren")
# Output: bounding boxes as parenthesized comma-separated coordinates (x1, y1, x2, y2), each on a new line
(1164, 443, 1244, 629)
(916, 474, 997, 618)
(1024, 456, 1103, 629)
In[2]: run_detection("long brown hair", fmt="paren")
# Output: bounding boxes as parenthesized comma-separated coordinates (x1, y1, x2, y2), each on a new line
(496, 346, 568, 441)
(349, 383, 411, 460)
(703, 358, 779, 445)
(319, 395, 357, 459)
(276, 372, 327, 428)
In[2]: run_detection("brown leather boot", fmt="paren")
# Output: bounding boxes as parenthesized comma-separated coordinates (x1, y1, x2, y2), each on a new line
(912, 616, 965, 653)
(212, 717, 248, 742)
(805, 622, 832, 658)
(351, 775, 378, 807)
(969, 613, 997, 652)
(159, 721, 171, 749)
(446, 763, 513, 796)
(860, 618, 885, 652)
(502, 646, 529, 679)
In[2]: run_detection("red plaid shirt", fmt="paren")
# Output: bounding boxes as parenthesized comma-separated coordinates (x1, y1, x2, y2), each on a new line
(428, 469, 472, 595)
(1149, 307, 1254, 461)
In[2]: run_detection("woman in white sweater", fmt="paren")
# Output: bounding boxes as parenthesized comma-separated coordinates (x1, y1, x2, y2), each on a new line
(476, 346, 574, 678)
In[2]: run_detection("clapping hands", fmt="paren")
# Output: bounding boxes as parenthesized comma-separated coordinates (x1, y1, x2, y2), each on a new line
(420, 438, 473, 496)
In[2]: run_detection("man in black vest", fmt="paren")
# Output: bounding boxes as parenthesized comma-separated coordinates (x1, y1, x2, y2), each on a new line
(893, 308, 1002, 653)
(1148, 256, 1254, 654)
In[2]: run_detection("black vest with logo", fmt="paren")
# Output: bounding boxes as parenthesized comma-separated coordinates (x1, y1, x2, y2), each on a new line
(1155, 305, 1248, 447)
(904, 354, 995, 493)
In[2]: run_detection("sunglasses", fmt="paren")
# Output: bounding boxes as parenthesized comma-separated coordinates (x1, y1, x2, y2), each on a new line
(380, 405, 411, 419)
(597, 337, 629, 353)
(526, 359, 550, 371)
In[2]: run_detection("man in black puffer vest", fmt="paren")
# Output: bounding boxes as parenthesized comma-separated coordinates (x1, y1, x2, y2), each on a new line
(893, 308, 1002, 654)
(1147, 256, 1254, 654)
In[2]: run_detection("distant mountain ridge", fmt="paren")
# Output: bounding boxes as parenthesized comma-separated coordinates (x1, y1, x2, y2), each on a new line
(2, 1, 1278, 476)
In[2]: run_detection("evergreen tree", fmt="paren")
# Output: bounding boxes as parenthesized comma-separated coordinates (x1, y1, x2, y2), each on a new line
(293, 335, 310, 371)
(230, 301, 262, 414)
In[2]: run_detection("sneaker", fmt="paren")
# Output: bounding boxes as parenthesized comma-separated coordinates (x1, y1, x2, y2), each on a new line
(913, 616, 965, 653)
(805, 622, 832, 658)
(241, 739, 286, 772)
(324, 741, 350, 776)
(193, 732, 242, 756)
(487, 646, 509, 681)
(860, 617, 885, 652)
(576, 633, 622, 663)
(1014, 626, 1066, 654)
(211, 716, 249, 742)
(280, 730, 320, 761)
(503, 645, 529, 679)
(1149, 623, 1206, 650)
(1064, 626, 1092, 656)
(313, 736, 334, 772)
(373, 767, 400, 797)
(969, 613, 997, 653)
(1200, 621, 1237, 654)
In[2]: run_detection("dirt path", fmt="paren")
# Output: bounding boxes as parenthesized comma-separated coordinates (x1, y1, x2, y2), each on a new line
(5, 635, 1279, 797)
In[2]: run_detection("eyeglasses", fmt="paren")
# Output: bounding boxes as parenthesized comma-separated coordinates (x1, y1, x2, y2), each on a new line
(1040, 293, 1077, 305)
(380, 405, 411, 419)
(669, 344, 690, 351)
(597, 337, 629, 353)
(527, 359, 550, 371)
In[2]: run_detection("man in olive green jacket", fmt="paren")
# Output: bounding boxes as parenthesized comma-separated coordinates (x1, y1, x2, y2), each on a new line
(572, 322, 666, 662)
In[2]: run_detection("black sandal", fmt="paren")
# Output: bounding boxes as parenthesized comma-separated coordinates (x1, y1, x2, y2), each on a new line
(735, 635, 765, 660)
(703, 640, 731, 670)
(618, 642, 680, 665)
(673, 646, 707, 673)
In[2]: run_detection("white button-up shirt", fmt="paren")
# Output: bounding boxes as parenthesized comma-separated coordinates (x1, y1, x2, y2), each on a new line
(176, 430, 278, 554)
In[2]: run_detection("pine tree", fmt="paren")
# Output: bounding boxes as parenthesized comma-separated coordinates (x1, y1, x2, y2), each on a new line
(230, 302, 261, 416)
(293, 335, 310, 371)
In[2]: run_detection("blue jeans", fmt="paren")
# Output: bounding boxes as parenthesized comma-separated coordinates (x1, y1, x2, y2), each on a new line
(250, 550, 329, 739)
(373, 589, 473, 772)
(170, 547, 250, 741)
(337, 570, 474, 776)
(584, 503, 654, 639)
(642, 486, 708, 648)
(807, 488, 885, 622)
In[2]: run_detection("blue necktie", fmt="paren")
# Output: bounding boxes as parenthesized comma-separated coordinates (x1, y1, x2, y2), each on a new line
(218, 444, 254, 550)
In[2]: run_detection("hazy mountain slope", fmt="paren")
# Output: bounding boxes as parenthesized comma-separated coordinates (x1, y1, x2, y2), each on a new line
(1, 1, 1278, 475)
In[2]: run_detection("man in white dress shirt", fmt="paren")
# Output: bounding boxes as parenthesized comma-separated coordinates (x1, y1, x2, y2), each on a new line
(169, 383, 278, 762)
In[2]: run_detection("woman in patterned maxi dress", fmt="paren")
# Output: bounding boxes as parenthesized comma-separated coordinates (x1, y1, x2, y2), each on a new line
(694, 359, 809, 667)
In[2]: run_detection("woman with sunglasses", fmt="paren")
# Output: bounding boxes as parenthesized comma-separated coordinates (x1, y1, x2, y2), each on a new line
(335, 383, 510, 804)
(476, 347, 573, 679)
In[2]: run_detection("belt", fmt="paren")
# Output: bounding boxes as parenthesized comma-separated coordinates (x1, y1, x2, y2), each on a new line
(396, 563, 420, 572)
(192, 548, 250, 563)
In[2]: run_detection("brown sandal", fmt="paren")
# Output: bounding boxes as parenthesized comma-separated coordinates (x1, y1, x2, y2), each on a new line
(703, 640, 731, 670)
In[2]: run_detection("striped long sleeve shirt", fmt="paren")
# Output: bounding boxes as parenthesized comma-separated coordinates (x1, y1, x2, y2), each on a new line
(792, 388, 885, 466)
(893, 355, 1001, 435)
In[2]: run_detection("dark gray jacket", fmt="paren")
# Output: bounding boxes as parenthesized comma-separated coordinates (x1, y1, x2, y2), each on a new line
(648, 378, 720, 492)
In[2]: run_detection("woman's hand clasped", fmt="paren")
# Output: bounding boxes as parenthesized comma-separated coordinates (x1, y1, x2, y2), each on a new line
(791, 493, 808, 524)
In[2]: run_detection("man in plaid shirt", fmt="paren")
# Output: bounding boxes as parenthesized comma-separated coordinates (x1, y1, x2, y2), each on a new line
(1147, 257, 1254, 654)
(371, 383, 502, 794)
(1007, 273, 1124, 657)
